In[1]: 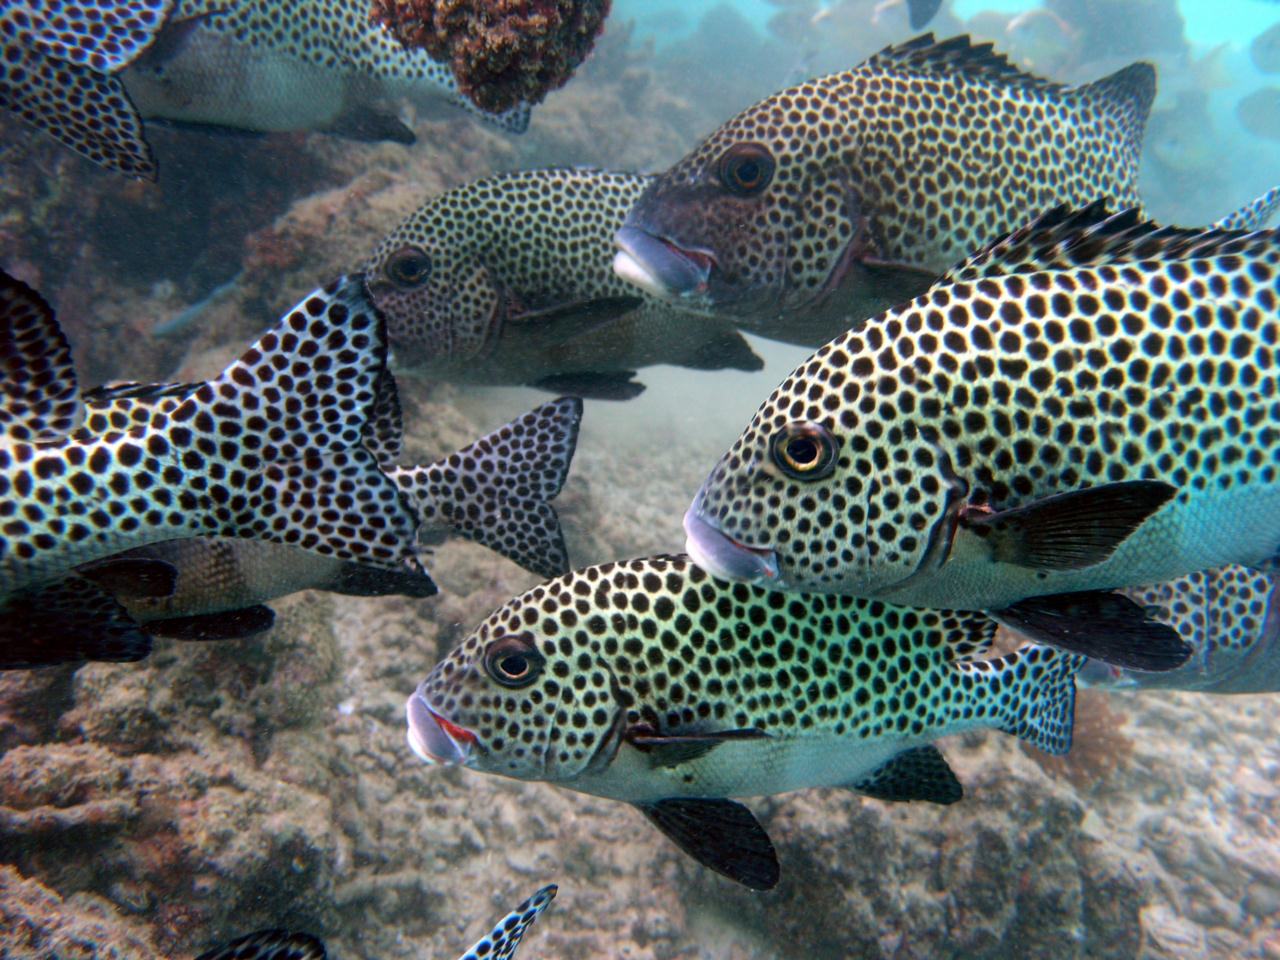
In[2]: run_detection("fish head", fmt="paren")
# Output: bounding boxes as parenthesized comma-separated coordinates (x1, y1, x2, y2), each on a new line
(364, 204, 504, 368)
(615, 80, 866, 322)
(684, 327, 957, 595)
(408, 593, 627, 783)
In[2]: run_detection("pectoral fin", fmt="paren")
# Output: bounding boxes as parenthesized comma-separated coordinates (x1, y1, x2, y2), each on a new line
(146, 605, 276, 641)
(634, 798, 779, 891)
(682, 326, 764, 373)
(509, 295, 645, 343)
(849, 745, 963, 805)
(75, 556, 178, 599)
(0, 578, 151, 669)
(327, 560, 438, 599)
(626, 726, 768, 768)
(960, 480, 1177, 570)
(529, 371, 645, 400)
(993, 589, 1192, 671)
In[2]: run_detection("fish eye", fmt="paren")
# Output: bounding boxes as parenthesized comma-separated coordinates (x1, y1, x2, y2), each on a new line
(769, 422, 839, 480)
(384, 246, 432, 287)
(717, 143, 775, 196)
(483, 636, 544, 688)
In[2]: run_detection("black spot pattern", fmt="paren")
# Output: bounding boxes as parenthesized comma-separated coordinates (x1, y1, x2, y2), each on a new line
(0, 272, 82, 442)
(623, 33, 1151, 326)
(457, 884, 557, 960)
(692, 207, 1280, 603)
(194, 929, 326, 960)
(416, 556, 1080, 790)
(363, 168, 762, 384)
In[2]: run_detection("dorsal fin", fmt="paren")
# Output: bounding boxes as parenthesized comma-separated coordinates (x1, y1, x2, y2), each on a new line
(863, 33, 1064, 92)
(84, 380, 201, 404)
(940, 201, 1276, 283)
(940, 609, 997, 662)
(0, 270, 82, 442)
(1076, 62, 1156, 168)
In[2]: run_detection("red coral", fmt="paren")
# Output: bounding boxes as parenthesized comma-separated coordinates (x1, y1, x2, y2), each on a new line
(369, 0, 610, 112)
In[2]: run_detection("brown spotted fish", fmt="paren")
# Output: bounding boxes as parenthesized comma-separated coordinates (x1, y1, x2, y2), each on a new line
(364, 168, 763, 400)
(614, 33, 1155, 345)
(408, 554, 1080, 890)
(684, 203, 1280, 670)
(0, 270, 423, 668)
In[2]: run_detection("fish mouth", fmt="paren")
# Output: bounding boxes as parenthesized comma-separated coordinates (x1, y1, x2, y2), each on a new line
(613, 226, 714, 300)
(405, 692, 477, 766)
(683, 504, 781, 585)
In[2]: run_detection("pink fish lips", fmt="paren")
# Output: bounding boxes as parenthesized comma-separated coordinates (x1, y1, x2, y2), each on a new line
(613, 225, 714, 300)
(682, 505, 781, 586)
(405, 693, 476, 766)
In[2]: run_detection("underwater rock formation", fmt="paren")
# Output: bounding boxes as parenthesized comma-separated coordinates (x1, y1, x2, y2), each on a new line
(368, 0, 611, 111)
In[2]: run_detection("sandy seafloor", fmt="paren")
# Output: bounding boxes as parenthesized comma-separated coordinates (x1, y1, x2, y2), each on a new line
(3, 3, 1280, 958)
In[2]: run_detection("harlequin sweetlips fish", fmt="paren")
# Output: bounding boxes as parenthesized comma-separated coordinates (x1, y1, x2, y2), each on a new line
(2, 0, 530, 182)
(78, 385, 582, 643)
(406, 554, 1081, 890)
(1080, 566, 1280, 694)
(613, 33, 1156, 345)
(683, 202, 1280, 671)
(194, 884, 557, 960)
(0, 269, 423, 668)
(363, 168, 763, 400)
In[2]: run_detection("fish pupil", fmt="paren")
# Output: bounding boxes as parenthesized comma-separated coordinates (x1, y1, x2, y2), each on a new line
(787, 436, 818, 465)
(501, 654, 529, 678)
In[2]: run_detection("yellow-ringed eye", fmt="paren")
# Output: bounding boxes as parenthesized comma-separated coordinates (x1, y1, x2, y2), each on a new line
(484, 636, 544, 688)
(717, 143, 775, 196)
(769, 422, 839, 480)
(385, 246, 432, 286)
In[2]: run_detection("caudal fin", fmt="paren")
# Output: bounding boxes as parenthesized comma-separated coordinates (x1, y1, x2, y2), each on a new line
(194, 930, 326, 960)
(159, 276, 422, 575)
(459, 884, 558, 960)
(389, 397, 583, 578)
(958, 644, 1082, 755)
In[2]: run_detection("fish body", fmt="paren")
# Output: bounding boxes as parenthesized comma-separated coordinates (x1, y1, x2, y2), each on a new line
(683, 205, 1280, 667)
(364, 168, 763, 400)
(1081, 565, 1280, 694)
(92, 394, 583, 641)
(195, 884, 557, 960)
(408, 554, 1079, 889)
(613, 33, 1153, 345)
(4, 0, 528, 180)
(0, 271, 422, 667)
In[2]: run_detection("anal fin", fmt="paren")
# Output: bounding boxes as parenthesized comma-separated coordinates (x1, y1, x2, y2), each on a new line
(993, 589, 1192, 671)
(848, 745, 962, 805)
(634, 797, 779, 891)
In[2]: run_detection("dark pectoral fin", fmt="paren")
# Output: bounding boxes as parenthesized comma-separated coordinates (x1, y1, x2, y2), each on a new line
(848, 745, 962, 805)
(327, 107, 415, 145)
(510, 295, 645, 343)
(626, 726, 768, 768)
(75, 556, 178, 599)
(859, 258, 942, 303)
(682, 327, 764, 373)
(327, 560, 438, 599)
(529, 371, 645, 401)
(962, 480, 1177, 570)
(0, 578, 151, 669)
(635, 798, 779, 891)
(993, 590, 1192, 671)
(194, 930, 326, 960)
(147, 605, 276, 641)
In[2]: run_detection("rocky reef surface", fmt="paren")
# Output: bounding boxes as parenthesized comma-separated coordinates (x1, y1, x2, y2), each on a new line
(2, 7, 1279, 959)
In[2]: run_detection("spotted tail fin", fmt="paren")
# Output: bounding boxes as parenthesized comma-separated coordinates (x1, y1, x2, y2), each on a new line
(1212, 186, 1280, 231)
(459, 884, 558, 960)
(194, 929, 326, 960)
(0, 269, 83, 442)
(957, 644, 1082, 755)
(388, 397, 583, 579)
(159, 276, 421, 575)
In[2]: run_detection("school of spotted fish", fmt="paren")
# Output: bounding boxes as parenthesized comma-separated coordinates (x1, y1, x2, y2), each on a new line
(5, 5, 1280, 951)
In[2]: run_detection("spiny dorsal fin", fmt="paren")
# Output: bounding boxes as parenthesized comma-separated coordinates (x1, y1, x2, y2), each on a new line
(0, 269, 82, 443)
(940, 200, 1277, 283)
(863, 33, 1064, 92)
(84, 380, 202, 404)
(938, 609, 998, 662)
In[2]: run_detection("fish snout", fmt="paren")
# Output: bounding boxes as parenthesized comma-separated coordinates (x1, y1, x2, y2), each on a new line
(405, 692, 476, 766)
(613, 225, 714, 300)
(683, 503, 781, 585)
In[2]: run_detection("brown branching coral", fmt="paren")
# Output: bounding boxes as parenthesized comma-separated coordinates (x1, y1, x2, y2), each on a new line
(1023, 689, 1136, 792)
(369, 0, 611, 112)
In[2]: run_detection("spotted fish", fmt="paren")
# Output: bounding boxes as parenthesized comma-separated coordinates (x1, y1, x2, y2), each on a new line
(0, 270, 422, 668)
(80, 389, 582, 643)
(364, 168, 763, 400)
(3, 0, 529, 181)
(614, 33, 1156, 345)
(194, 884, 557, 960)
(407, 554, 1080, 890)
(684, 202, 1280, 670)
(1079, 566, 1280, 694)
